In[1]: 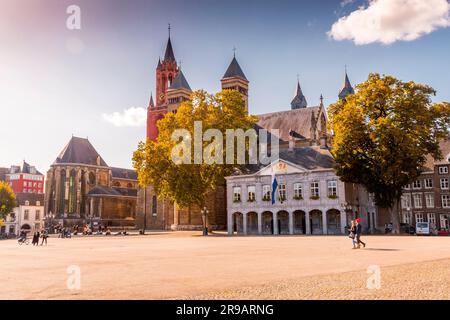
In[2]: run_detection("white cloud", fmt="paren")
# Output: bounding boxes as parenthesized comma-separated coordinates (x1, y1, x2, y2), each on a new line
(328, 0, 450, 45)
(102, 107, 147, 127)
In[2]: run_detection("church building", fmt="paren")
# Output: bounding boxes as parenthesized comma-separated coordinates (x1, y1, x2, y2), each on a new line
(137, 28, 368, 232)
(44, 136, 138, 229)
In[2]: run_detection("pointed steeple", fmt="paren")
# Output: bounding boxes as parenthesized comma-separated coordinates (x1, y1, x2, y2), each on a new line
(223, 56, 248, 81)
(157, 57, 162, 69)
(149, 93, 154, 108)
(338, 68, 355, 100)
(168, 70, 191, 91)
(164, 25, 176, 62)
(291, 79, 307, 109)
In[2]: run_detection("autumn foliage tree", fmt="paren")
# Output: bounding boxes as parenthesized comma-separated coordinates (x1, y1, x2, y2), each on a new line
(0, 181, 16, 220)
(133, 90, 257, 209)
(328, 74, 450, 233)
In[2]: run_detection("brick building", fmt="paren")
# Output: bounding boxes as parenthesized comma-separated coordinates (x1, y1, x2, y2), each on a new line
(4, 161, 44, 194)
(400, 139, 450, 231)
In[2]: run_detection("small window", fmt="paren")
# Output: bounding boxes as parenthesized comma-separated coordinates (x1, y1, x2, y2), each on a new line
(293, 183, 302, 199)
(25, 201, 29, 206)
(35, 210, 40, 220)
(401, 194, 411, 209)
(441, 195, 450, 208)
(413, 193, 422, 208)
(412, 180, 421, 189)
(262, 185, 271, 201)
(440, 178, 449, 190)
(415, 213, 424, 223)
(233, 187, 241, 202)
(425, 193, 434, 208)
(327, 180, 338, 197)
(310, 182, 320, 198)
(424, 178, 433, 189)
(427, 213, 436, 226)
(278, 184, 286, 201)
(24, 210, 29, 220)
(151, 196, 157, 216)
(439, 166, 448, 174)
(247, 185, 256, 202)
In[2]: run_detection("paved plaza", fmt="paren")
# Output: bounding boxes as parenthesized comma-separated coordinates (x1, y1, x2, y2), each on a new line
(1, 232, 450, 299)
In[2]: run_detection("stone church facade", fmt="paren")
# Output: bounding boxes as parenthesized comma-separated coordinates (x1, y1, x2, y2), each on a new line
(44, 136, 138, 229)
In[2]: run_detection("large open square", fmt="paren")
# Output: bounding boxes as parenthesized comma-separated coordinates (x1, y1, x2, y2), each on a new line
(1, 233, 450, 300)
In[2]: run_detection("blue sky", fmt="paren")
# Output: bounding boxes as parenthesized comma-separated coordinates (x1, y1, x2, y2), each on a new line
(1, 0, 449, 174)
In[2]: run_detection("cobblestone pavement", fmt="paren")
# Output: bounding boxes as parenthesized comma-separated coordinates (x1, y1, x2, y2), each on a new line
(1, 232, 449, 299)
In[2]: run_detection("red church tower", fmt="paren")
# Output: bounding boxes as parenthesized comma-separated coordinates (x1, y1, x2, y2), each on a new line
(146, 27, 179, 141)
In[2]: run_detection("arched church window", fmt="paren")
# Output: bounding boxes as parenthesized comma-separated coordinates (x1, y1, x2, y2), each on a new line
(68, 169, 77, 213)
(127, 183, 133, 189)
(88, 172, 96, 185)
(113, 181, 121, 187)
(59, 170, 66, 214)
(152, 196, 157, 215)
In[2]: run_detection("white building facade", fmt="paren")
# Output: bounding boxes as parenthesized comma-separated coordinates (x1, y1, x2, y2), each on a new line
(2, 193, 45, 236)
(226, 148, 377, 235)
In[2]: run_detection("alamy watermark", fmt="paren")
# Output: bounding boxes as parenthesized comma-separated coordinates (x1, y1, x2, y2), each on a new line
(66, 265, 81, 290)
(171, 121, 279, 165)
(366, 265, 381, 290)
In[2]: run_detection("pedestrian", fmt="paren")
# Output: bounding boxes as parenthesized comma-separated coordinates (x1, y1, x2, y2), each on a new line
(355, 218, 366, 249)
(348, 220, 357, 249)
(40, 229, 48, 246)
(32, 230, 40, 246)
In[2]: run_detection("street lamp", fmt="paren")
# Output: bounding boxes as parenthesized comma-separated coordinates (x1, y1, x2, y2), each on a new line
(201, 206, 209, 236)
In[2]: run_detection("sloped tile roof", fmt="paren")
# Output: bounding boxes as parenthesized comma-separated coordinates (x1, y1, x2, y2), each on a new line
(54, 136, 108, 167)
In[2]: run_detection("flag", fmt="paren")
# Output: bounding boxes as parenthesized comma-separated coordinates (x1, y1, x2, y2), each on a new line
(271, 172, 278, 205)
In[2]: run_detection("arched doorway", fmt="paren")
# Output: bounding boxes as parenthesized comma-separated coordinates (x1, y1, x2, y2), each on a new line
(278, 211, 289, 235)
(247, 212, 258, 234)
(233, 212, 243, 234)
(310, 210, 323, 235)
(21, 224, 31, 232)
(262, 211, 273, 235)
(327, 209, 341, 234)
(293, 210, 306, 234)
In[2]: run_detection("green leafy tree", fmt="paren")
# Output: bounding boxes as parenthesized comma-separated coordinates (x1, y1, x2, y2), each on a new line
(133, 89, 257, 209)
(0, 181, 17, 220)
(328, 73, 450, 233)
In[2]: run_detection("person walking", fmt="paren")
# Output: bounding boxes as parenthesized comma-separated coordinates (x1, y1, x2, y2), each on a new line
(32, 230, 40, 246)
(355, 218, 366, 249)
(40, 229, 48, 246)
(349, 220, 357, 249)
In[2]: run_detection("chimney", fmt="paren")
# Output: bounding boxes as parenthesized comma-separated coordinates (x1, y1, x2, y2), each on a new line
(288, 129, 295, 151)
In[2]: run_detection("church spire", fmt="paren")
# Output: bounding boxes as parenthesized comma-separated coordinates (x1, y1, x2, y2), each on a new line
(338, 67, 355, 100)
(291, 78, 307, 109)
(164, 24, 176, 62)
(149, 92, 154, 108)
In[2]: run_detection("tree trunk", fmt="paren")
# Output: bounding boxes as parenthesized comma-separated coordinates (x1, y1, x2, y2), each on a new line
(389, 199, 401, 234)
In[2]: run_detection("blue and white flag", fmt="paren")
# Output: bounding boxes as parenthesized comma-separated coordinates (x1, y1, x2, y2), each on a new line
(271, 171, 278, 205)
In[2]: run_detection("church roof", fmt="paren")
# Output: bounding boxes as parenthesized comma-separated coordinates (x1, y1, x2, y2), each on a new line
(228, 146, 334, 176)
(87, 186, 137, 198)
(338, 72, 355, 100)
(15, 192, 45, 206)
(164, 37, 176, 62)
(111, 167, 138, 180)
(291, 81, 308, 109)
(256, 107, 322, 143)
(168, 70, 192, 91)
(54, 136, 108, 167)
(223, 57, 248, 81)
